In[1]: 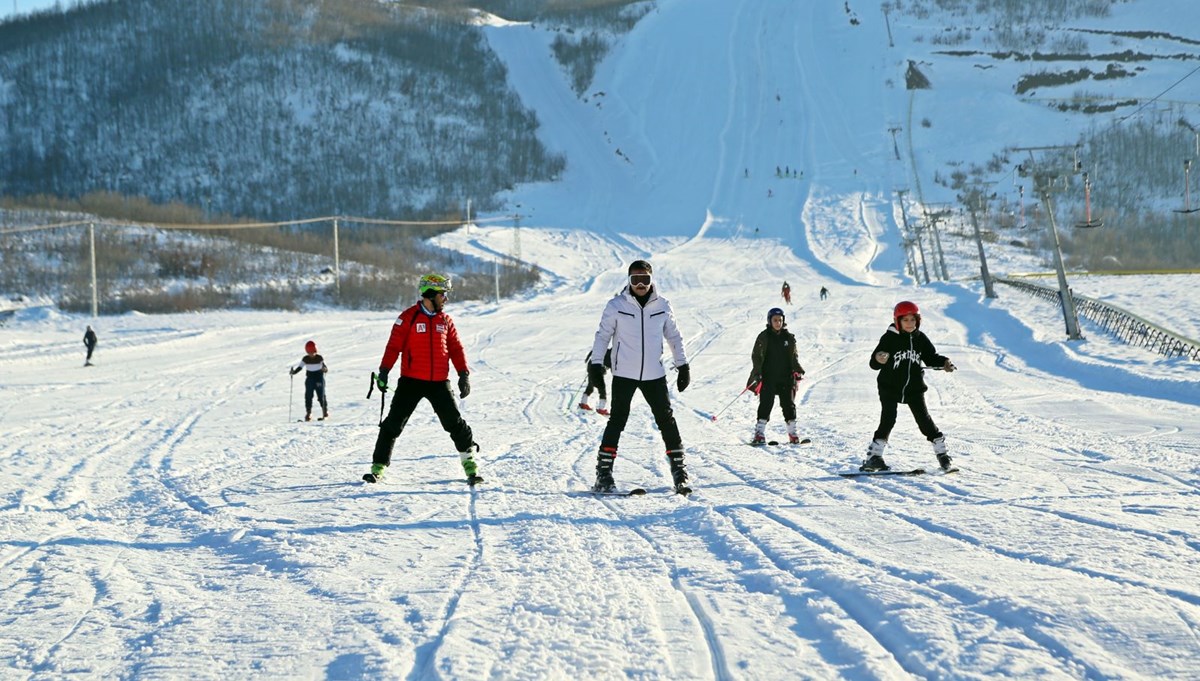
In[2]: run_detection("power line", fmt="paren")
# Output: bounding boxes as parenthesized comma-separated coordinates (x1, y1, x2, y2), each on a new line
(1113, 63, 1200, 128)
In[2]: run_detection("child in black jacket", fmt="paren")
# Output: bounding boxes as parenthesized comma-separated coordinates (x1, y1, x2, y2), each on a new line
(862, 301, 956, 472)
(746, 307, 805, 444)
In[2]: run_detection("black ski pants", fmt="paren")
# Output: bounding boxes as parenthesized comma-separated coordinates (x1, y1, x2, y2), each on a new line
(873, 393, 942, 443)
(372, 376, 474, 465)
(583, 372, 607, 400)
(600, 375, 682, 452)
(756, 381, 796, 422)
(304, 373, 328, 414)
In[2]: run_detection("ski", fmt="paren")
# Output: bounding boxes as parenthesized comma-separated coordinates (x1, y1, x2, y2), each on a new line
(595, 487, 646, 497)
(748, 438, 811, 447)
(838, 468, 926, 478)
(361, 474, 484, 485)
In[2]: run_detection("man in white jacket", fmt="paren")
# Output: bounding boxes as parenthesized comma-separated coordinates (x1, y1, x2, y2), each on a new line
(589, 260, 692, 494)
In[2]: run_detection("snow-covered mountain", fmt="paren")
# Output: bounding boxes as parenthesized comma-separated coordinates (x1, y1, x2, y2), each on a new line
(3, 1, 1199, 679)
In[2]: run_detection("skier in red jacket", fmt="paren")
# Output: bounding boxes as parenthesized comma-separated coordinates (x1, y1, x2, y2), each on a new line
(363, 273, 480, 485)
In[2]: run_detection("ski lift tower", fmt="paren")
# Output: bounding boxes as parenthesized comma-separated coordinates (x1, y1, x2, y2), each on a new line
(1015, 146, 1083, 340)
(895, 188, 930, 284)
(959, 183, 997, 298)
(922, 205, 953, 281)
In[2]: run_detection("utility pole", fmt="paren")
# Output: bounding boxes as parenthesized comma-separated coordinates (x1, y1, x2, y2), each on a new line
(511, 208, 522, 263)
(959, 185, 997, 298)
(1015, 146, 1083, 340)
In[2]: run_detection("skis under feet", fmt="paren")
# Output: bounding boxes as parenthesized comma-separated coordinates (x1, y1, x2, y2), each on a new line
(839, 468, 926, 478)
(591, 487, 646, 497)
(362, 473, 484, 485)
(839, 467, 961, 478)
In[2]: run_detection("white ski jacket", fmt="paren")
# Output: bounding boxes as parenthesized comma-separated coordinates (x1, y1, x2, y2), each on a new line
(591, 286, 688, 381)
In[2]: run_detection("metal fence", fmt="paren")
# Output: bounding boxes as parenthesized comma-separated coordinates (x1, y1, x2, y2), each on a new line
(995, 276, 1200, 361)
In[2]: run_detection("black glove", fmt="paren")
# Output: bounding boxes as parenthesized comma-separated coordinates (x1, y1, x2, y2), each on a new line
(290, 367, 300, 376)
(588, 363, 605, 387)
(375, 368, 389, 391)
(747, 374, 761, 392)
(458, 371, 471, 398)
(676, 363, 690, 392)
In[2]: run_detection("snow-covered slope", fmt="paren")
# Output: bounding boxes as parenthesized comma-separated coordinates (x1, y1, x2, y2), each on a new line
(3, 0, 1200, 679)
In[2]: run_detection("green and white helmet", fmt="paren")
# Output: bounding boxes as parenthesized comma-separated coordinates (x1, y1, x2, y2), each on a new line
(418, 272, 452, 295)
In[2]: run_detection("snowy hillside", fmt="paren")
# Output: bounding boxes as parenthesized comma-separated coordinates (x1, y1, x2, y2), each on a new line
(4, 1, 1200, 679)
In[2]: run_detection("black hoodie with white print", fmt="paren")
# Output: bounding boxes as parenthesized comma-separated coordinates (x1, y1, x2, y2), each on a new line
(868, 325, 949, 403)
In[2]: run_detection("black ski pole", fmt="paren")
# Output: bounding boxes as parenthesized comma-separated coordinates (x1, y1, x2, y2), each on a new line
(368, 371, 387, 425)
(709, 386, 751, 422)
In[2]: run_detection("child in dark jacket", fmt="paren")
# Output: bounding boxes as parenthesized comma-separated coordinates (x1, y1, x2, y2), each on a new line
(290, 340, 329, 421)
(579, 348, 612, 415)
(861, 301, 956, 472)
(746, 307, 805, 444)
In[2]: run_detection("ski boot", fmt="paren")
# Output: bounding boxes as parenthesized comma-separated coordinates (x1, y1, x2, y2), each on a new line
(859, 439, 889, 472)
(932, 436, 952, 471)
(362, 463, 387, 483)
(321, 407, 329, 421)
(751, 419, 767, 445)
(595, 399, 609, 416)
(592, 447, 617, 493)
(667, 449, 691, 496)
(578, 402, 593, 411)
(787, 420, 801, 444)
(460, 444, 483, 486)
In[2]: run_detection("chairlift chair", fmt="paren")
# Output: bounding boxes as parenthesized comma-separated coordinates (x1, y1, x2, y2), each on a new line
(1172, 159, 1200, 215)
(1074, 172, 1104, 229)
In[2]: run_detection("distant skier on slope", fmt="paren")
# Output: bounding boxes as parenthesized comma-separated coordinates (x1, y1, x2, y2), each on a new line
(861, 301, 956, 473)
(781, 280, 791, 304)
(364, 273, 481, 485)
(746, 308, 806, 445)
(83, 325, 97, 366)
(589, 260, 692, 495)
(289, 340, 329, 421)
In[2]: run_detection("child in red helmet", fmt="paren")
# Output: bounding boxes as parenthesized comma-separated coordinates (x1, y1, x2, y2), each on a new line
(861, 301, 956, 472)
(289, 340, 329, 421)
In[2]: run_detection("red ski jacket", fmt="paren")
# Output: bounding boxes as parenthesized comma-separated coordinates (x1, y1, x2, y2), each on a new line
(379, 302, 467, 381)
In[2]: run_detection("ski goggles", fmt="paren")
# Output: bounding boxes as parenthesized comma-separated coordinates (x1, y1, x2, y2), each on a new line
(629, 274, 652, 287)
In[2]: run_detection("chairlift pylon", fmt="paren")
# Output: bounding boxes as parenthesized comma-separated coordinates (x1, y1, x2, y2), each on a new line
(1172, 159, 1200, 215)
(1074, 172, 1104, 229)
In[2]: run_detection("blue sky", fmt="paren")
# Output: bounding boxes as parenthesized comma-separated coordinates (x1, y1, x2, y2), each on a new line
(1, 0, 67, 22)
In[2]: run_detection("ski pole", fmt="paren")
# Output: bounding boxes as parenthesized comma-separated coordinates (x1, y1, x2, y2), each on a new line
(569, 376, 587, 410)
(288, 371, 295, 423)
(709, 386, 751, 422)
(368, 372, 388, 425)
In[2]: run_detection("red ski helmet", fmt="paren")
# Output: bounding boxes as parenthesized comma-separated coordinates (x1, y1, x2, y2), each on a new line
(305, 340, 317, 354)
(893, 301, 921, 329)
